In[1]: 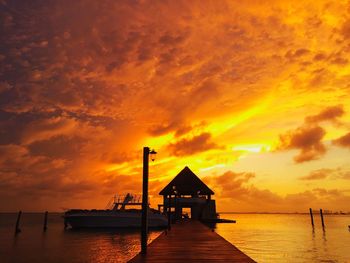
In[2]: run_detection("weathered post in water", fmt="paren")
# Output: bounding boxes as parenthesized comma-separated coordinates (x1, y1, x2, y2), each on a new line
(320, 209, 325, 229)
(309, 208, 314, 227)
(15, 210, 22, 234)
(43, 211, 48, 232)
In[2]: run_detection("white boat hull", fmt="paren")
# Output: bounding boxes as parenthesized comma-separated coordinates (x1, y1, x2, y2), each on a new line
(64, 210, 168, 228)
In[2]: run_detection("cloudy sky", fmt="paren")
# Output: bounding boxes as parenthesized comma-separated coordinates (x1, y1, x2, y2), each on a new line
(1, 0, 350, 212)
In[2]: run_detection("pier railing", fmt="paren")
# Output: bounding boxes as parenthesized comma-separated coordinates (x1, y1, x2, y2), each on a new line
(114, 194, 142, 204)
(105, 194, 149, 209)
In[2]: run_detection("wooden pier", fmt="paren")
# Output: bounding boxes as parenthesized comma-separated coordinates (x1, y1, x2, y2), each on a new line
(128, 220, 256, 263)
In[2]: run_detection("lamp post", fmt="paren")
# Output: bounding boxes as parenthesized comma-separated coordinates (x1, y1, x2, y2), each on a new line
(141, 147, 157, 255)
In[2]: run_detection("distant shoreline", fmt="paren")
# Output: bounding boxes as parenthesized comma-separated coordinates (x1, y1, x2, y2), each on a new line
(219, 212, 350, 215)
(1, 211, 349, 215)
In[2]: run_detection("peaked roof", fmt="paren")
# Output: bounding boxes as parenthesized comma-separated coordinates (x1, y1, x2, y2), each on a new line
(159, 166, 214, 196)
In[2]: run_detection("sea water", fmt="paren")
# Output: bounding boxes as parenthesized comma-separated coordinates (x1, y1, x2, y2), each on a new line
(0, 213, 349, 262)
(0, 213, 161, 263)
(216, 213, 350, 263)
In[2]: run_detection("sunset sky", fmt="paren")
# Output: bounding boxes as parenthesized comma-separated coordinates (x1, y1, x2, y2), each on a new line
(1, 0, 350, 212)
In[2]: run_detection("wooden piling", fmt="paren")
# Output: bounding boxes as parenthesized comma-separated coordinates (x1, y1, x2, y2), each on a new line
(43, 211, 48, 232)
(167, 195, 171, 230)
(320, 209, 325, 229)
(15, 210, 22, 234)
(309, 208, 314, 227)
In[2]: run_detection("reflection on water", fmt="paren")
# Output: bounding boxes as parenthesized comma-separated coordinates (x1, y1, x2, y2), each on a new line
(215, 214, 350, 263)
(0, 213, 161, 263)
(1, 213, 349, 263)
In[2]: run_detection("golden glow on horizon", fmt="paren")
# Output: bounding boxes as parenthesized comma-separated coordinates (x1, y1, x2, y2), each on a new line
(232, 144, 271, 153)
(207, 94, 274, 137)
(199, 164, 226, 172)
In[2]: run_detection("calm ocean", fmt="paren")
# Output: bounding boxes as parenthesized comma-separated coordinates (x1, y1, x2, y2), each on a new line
(0, 213, 349, 262)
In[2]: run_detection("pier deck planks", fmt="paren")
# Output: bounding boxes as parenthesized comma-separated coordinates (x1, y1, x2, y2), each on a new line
(128, 220, 256, 263)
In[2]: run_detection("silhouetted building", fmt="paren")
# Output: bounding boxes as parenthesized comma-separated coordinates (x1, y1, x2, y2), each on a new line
(159, 166, 217, 220)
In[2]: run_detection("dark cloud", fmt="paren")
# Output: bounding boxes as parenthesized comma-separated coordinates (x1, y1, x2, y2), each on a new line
(278, 125, 326, 163)
(174, 125, 193, 137)
(148, 122, 180, 136)
(28, 135, 86, 159)
(313, 52, 327, 61)
(0, 110, 78, 145)
(149, 121, 207, 138)
(167, 132, 219, 156)
(278, 105, 346, 163)
(305, 105, 344, 123)
(333, 132, 350, 148)
(174, 121, 207, 137)
(330, 56, 348, 65)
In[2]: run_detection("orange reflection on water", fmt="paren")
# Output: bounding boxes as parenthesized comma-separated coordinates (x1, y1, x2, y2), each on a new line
(215, 214, 350, 262)
(69, 229, 161, 263)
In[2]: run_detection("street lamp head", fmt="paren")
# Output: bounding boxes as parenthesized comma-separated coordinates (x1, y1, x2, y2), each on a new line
(149, 149, 157, 162)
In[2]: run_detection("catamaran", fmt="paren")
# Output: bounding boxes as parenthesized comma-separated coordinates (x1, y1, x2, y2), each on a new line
(64, 193, 168, 228)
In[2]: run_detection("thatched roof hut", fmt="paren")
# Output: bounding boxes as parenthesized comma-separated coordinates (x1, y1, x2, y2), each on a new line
(159, 166, 214, 196)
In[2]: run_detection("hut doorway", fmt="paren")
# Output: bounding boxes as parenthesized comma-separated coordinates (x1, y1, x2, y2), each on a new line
(182, 208, 191, 219)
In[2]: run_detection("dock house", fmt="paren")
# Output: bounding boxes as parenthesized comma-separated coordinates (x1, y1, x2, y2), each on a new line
(159, 166, 217, 220)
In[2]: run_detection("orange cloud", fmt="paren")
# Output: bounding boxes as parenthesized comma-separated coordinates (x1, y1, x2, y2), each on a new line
(204, 170, 350, 212)
(333, 132, 350, 148)
(278, 105, 346, 163)
(299, 168, 333, 180)
(300, 167, 350, 180)
(305, 105, 344, 123)
(203, 171, 283, 206)
(167, 132, 219, 156)
(278, 125, 326, 163)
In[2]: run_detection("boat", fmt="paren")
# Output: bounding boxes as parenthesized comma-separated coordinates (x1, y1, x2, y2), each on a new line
(64, 193, 168, 228)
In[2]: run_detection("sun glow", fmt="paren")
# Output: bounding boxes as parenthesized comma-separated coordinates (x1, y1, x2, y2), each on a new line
(232, 144, 271, 153)
(199, 164, 226, 172)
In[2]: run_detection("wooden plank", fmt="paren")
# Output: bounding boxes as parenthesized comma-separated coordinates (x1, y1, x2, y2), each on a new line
(128, 220, 256, 262)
